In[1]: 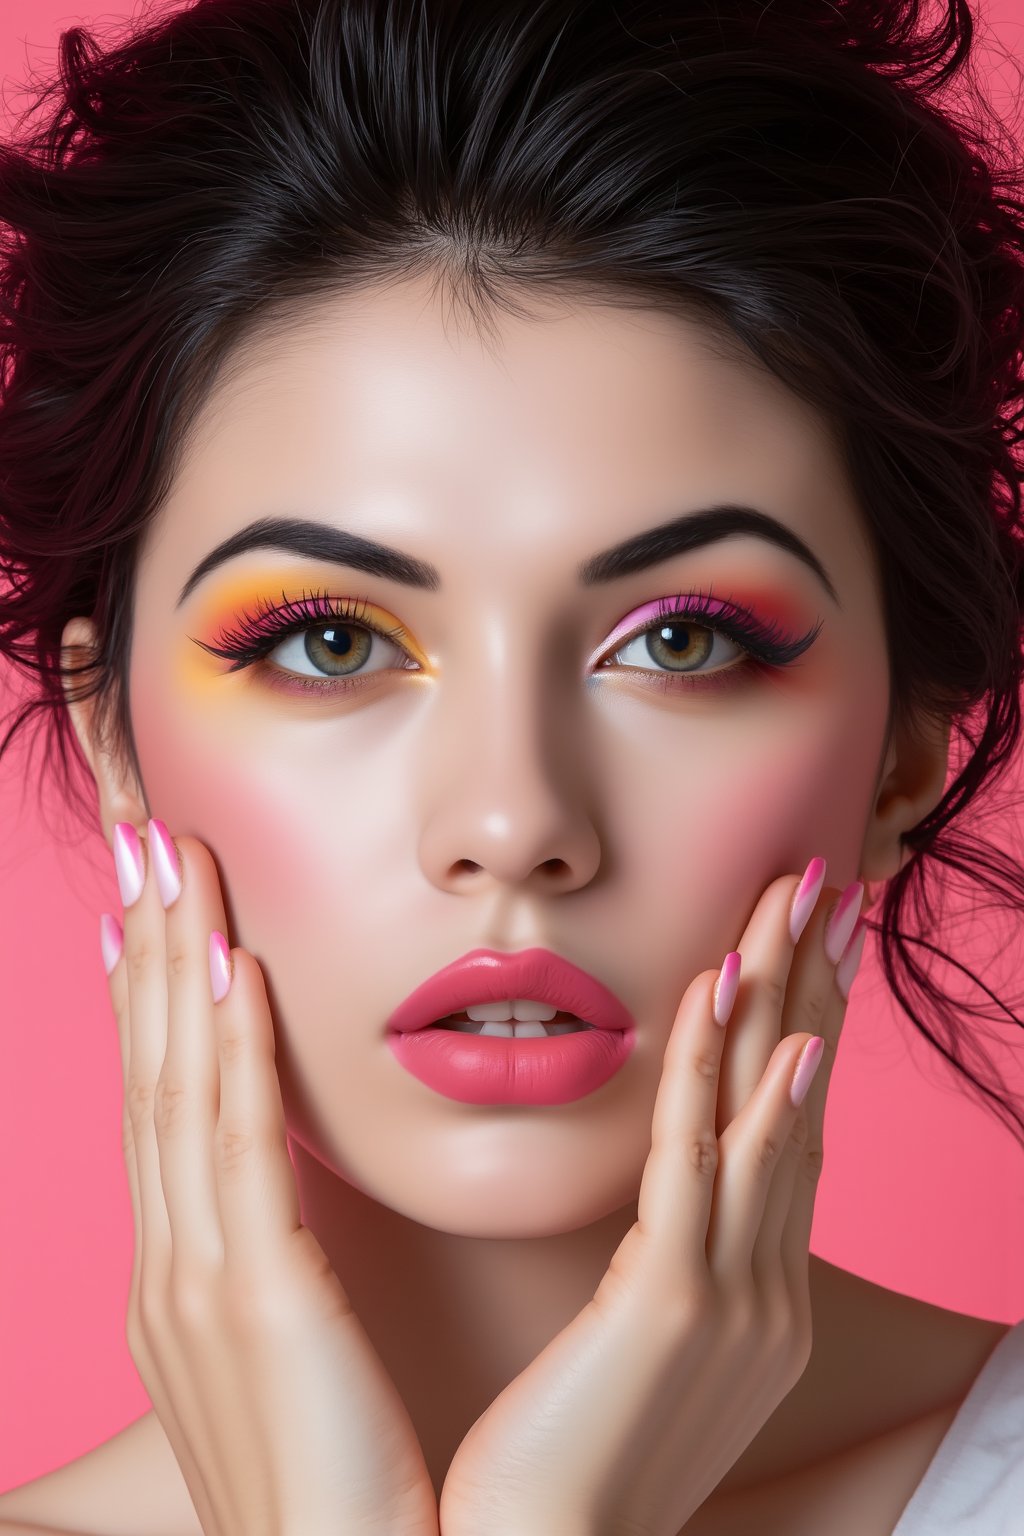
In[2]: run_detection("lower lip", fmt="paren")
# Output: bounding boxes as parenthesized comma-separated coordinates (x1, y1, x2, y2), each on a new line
(386, 1025, 637, 1105)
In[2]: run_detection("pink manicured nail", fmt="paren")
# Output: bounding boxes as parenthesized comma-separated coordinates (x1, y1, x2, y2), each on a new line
(112, 822, 145, 908)
(209, 931, 233, 1003)
(147, 819, 182, 909)
(824, 881, 865, 966)
(835, 916, 868, 1001)
(99, 913, 123, 976)
(712, 951, 741, 1027)
(790, 1036, 825, 1107)
(789, 857, 827, 945)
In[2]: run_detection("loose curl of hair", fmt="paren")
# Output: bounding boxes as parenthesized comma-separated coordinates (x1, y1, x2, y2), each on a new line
(1, 0, 1023, 1140)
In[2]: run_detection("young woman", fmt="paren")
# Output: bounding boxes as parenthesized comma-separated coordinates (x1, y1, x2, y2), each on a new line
(1, 1, 1022, 1532)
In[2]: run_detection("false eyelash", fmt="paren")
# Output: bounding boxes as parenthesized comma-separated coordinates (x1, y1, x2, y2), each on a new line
(191, 581, 824, 687)
(606, 586, 823, 669)
(192, 587, 413, 672)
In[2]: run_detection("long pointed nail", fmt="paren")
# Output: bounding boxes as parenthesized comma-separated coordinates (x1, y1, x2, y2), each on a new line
(112, 822, 145, 908)
(99, 913, 123, 976)
(789, 857, 827, 945)
(824, 881, 865, 966)
(148, 819, 182, 908)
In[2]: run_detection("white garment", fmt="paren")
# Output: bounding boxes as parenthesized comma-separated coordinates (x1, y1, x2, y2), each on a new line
(891, 1314, 1024, 1534)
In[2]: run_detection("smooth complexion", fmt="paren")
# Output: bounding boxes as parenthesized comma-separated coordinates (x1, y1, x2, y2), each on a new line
(64, 273, 950, 1493)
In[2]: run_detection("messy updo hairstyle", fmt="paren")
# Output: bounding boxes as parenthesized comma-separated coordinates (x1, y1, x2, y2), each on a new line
(0, 0, 1022, 1138)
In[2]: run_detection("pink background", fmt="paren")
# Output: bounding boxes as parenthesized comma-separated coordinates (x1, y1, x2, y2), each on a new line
(2, 0, 1024, 1498)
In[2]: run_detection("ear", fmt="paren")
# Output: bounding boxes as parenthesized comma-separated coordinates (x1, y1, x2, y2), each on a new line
(61, 616, 149, 844)
(859, 706, 952, 906)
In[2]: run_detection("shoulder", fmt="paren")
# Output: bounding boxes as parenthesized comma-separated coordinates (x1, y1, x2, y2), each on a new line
(0, 1408, 202, 1536)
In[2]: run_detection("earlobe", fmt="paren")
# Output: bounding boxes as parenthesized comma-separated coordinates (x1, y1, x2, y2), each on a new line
(60, 615, 148, 843)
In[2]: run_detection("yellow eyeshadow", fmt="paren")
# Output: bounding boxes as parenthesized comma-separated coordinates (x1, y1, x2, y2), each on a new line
(179, 569, 432, 691)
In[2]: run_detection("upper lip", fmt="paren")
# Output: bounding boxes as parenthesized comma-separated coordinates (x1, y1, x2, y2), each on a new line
(386, 947, 636, 1034)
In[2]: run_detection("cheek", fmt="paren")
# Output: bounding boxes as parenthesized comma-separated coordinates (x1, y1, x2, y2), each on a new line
(603, 676, 888, 938)
(130, 672, 407, 965)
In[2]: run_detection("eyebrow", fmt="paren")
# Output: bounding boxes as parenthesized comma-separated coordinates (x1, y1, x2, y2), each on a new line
(175, 504, 840, 610)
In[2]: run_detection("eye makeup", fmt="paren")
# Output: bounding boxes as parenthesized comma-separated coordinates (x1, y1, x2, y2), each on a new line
(584, 584, 821, 674)
(183, 569, 823, 702)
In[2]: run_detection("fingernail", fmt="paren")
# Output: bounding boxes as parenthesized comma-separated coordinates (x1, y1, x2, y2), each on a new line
(789, 857, 827, 945)
(824, 881, 865, 966)
(790, 1036, 825, 1108)
(712, 951, 741, 1027)
(112, 822, 145, 908)
(835, 916, 868, 1001)
(147, 819, 182, 909)
(99, 912, 123, 976)
(209, 930, 233, 1003)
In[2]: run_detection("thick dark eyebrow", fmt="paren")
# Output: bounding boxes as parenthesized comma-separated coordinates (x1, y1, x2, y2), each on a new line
(175, 504, 840, 610)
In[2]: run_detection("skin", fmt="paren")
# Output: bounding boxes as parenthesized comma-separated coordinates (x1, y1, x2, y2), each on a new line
(62, 272, 951, 1503)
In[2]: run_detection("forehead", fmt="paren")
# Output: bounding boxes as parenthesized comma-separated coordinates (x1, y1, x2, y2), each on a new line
(141, 274, 865, 597)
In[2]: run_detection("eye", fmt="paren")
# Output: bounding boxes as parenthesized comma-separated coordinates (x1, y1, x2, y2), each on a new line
(595, 589, 822, 690)
(606, 616, 746, 677)
(191, 588, 423, 696)
(267, 619, 412, 681)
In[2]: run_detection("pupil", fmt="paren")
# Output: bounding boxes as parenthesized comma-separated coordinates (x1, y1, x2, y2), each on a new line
(659, 623, 692, 656)
(319, 625, 354, 658)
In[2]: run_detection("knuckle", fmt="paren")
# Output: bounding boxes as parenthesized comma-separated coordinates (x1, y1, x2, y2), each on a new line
(690, 1047, 720, 1083)
(723, 1281, 760, 1337)
(760, 975, 787, 1011)
(136, 1276, 166, 1341)
(801, 1140, 825, 1183)
(126, 1073, 155, 1132)
(685, 1130, 719, 1178)
(755, 1129, 783, 1173)
(126, 937, 157, 983)
(154, 1075, 189, 1138)
(169, 1268, 216, 1333)
(224, 1271, 288, 1335)
(214, 1122, 256, 1178)
(217, 1027, 248, 1067)
(788, 1112, 811, 1150)
(800, 989, 827, 1030)
(165, 939, 189, 980)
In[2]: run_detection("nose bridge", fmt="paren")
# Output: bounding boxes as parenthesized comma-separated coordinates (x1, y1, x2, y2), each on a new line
(417, 598, 601, 886)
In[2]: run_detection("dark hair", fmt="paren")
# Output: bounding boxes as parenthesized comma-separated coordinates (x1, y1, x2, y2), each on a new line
(1, 0, 1023, 1139)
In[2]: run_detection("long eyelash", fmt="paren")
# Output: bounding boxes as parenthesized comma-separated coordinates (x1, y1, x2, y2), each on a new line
(192, 587, 412, 673)
(620, 587, 823, 668)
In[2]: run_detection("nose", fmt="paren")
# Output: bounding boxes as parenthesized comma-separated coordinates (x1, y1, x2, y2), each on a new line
(414, 645, 603, 897)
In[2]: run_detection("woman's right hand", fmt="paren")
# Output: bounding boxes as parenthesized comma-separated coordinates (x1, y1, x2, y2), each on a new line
(100, 818, 439, 1536)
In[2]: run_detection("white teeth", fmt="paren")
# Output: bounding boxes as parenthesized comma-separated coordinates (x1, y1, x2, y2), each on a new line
(465, 999, 559, 1022)
(441, 1017, 591, 1037)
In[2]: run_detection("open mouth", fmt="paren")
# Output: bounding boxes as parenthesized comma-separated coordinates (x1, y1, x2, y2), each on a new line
(427, 1010, 596, 1037)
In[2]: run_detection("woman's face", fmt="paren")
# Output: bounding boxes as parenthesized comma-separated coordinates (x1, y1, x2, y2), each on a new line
(126, 275, 891, 1237)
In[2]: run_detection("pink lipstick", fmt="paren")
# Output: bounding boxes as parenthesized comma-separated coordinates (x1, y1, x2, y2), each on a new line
(386, 947, 637, 1105)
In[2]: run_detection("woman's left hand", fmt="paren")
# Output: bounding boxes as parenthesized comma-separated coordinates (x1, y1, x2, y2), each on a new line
(437, 862, 866, 1536)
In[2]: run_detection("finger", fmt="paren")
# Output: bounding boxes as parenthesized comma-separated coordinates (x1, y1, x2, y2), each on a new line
(101, 896, 225, 1536)
(149, 823, 242, 1533)
(113, 821, 174, 1268)
(635, 957, 735, 1284)
(100, 912, 143, 1313)
(781, 917, 869, 1296)
(706, 1030, 825, 1285)
(155, 827, 228, 1273)
(747, 886, 859, 1296)
(210, 940, 303, 1275)
(716, 859, 828, 1136)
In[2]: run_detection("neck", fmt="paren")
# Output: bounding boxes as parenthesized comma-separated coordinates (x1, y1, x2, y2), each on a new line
(289, 1136, 639, 1490)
